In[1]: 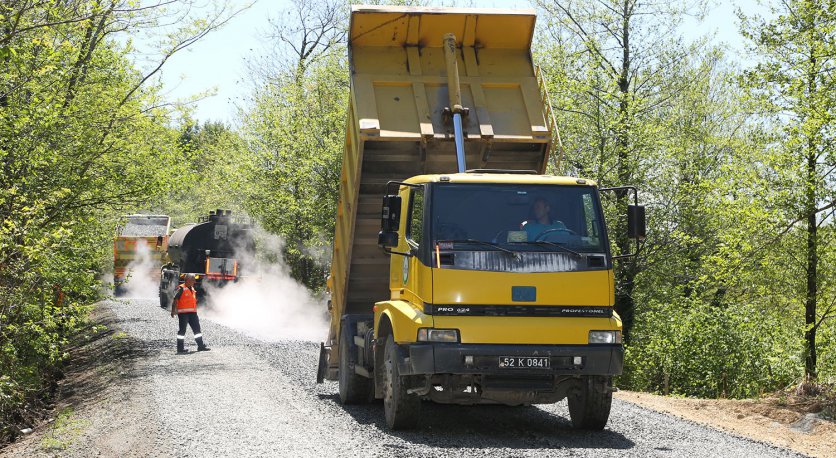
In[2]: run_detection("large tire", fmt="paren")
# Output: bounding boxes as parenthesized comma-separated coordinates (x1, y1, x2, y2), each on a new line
(568, 376, 612, 430)
(382, 335, 420, 429)
(159, 291, 168, 308)
(338, 328, 372, 404)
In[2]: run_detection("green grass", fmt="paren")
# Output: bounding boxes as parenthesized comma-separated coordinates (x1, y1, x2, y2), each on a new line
(39, 407, 90, 452)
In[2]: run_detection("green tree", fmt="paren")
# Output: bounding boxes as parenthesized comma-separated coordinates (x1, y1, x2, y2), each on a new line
(535, 1, 815, 396)
(536, 0, 708, 341)
(0, 0, 241, 438)
(154, 119, 251, 228)
(238, 0, 348, 289)
(740, 0, 836, 381)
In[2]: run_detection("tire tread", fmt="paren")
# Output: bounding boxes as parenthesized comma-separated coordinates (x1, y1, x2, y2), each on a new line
(338, 328, 372, 404)
(383, 335, 420, 429)
(568, 376, 612, 430)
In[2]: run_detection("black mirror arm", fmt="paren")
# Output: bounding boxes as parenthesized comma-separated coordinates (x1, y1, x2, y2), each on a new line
(598, 185, 639, 205)
(600, 185, 645, 260)
(385, 180, 423, 193)
(611, 241, 643, 260)
(382, 247, 413, 257)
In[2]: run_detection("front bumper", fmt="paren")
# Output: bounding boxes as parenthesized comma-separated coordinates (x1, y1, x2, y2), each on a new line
(400, 343, 623, 377)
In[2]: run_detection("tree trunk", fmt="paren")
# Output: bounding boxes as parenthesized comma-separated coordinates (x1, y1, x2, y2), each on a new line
(803, 35, 818, 380)
(64, 1, 114, 108)
(614, 0, 636, 342)
(804, 144, 817, 380)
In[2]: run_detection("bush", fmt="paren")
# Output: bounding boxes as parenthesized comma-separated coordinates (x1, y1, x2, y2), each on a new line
(621, 298, 801, 398)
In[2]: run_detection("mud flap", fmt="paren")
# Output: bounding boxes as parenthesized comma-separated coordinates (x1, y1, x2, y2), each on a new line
(316, 342, 329, 383)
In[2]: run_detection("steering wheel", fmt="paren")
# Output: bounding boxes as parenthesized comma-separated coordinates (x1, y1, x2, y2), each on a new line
(535, 227, 576, 241)
(491, 229, 510, 243)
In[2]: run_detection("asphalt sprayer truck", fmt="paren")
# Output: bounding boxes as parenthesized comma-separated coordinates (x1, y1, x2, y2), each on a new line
(113, 214, 170, 295)
(316, 6, 646, 430)
(158, 210, 254, 307)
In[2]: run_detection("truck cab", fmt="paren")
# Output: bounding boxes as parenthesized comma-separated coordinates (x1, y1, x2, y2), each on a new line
(317, 6, 644, 430)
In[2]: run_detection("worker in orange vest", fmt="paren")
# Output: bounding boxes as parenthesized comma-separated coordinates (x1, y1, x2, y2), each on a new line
(170, 273, 210, 354)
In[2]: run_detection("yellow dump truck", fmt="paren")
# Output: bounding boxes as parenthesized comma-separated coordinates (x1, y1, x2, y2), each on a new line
(316, 6, 645, 430)
(113, 214, 170, 295)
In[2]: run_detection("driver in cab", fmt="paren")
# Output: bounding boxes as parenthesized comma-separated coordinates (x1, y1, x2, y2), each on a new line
(521, 197, 567, 241)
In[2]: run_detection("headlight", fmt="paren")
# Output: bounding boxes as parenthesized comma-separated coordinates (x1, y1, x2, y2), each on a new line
(417, 328, 459, 343)
(589, 330, 622, 344)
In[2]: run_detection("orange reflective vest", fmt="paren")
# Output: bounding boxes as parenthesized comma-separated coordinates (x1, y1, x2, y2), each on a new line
(175, 285, 197, 314)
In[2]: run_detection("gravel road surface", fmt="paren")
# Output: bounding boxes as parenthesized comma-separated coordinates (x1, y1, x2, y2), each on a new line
(3, 298, 807, 457)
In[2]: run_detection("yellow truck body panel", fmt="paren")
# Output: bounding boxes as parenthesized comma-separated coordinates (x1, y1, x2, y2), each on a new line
(374, 301, 621, 346)
(432, 316, 621, 345)
(375, 300, 434, 344)
(113, 215, 170, 286)
(431, 269, 613, 306)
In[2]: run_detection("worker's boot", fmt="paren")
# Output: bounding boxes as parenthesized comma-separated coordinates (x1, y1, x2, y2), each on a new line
(195, 335, 210, 352)
(176, 338, 188, 354)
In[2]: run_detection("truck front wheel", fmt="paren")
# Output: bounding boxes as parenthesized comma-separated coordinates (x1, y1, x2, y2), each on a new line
(382, 335, 420, 429)
(338, 329, 372, 404)
(568, 376, 612, 430)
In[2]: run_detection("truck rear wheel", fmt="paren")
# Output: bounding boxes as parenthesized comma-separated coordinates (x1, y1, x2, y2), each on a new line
(383, 335, 420, 429)
(159, 291, 168, 308)
(338, 329, 372, 404)
(568, 376, 612, 430)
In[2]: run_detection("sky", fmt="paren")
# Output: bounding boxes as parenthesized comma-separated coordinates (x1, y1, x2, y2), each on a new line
(143, 0, 762, 125)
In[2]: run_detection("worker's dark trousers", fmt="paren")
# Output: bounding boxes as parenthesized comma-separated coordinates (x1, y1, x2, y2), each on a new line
(177, 312, 206, 351)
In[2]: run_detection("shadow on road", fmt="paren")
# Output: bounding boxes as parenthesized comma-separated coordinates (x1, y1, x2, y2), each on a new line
(318, 393, 635, 451)
(56, 305, 156, 406)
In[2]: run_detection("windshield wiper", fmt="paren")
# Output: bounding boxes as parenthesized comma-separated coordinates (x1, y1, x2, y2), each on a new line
(437, 239, 520, 259)
(516, 241, 582, 258)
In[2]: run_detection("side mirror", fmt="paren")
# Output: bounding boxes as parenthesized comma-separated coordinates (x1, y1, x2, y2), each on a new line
(378, 231, 398, 248)
(628, 205, 646, 240)
(378, 195, 401, 248)
(599, 185, 645, 259)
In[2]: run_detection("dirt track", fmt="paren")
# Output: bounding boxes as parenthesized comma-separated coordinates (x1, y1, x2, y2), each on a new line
(1, 299, 807, 457)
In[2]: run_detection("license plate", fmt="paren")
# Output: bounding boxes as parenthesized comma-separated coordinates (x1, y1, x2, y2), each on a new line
(498, 356, 550, 369)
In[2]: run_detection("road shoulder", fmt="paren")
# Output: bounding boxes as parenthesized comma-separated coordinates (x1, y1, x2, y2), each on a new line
(0, 303, 173, 457)
(616, 390, 834, 458)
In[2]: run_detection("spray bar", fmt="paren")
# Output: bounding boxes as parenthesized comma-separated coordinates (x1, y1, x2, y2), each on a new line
(443, 33, 466, 173)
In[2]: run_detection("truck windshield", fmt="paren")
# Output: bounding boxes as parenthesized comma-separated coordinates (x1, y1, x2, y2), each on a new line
(431, 183, 606, 254)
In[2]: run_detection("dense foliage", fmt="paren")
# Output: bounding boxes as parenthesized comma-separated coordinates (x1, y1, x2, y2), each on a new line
(0, 0, 238, 440)
(537, 0, 836, 397)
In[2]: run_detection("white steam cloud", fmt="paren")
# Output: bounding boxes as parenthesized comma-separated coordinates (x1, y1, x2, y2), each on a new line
(202, 227, 329, 342)
(121, 241, 160, 298)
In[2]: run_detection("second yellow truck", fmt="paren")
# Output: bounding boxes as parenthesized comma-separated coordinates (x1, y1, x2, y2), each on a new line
(317, 6, 645, 430)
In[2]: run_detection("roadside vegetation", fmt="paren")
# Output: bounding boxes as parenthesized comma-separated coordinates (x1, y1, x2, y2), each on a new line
(1, 0, 834, 442)
(0, 0, 241, 440)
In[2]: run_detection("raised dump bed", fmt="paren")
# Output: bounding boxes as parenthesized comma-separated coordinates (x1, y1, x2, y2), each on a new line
(327, 6, 555, 347)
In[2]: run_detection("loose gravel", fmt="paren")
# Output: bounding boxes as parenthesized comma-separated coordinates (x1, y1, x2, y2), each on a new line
(2, 298, 809, 457)
(121, 217, 168, 237)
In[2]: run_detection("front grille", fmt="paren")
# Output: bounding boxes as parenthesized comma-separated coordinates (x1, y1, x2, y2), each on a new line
(451, 251, 580, 272)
